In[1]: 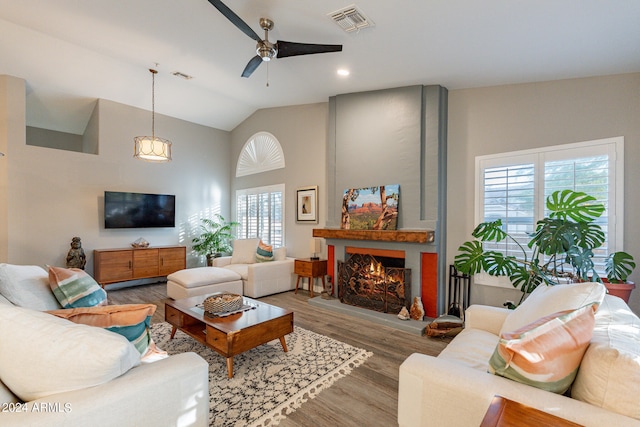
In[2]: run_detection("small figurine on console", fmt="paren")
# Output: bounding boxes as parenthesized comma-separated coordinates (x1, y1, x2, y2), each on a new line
(66, 236, 86, 270)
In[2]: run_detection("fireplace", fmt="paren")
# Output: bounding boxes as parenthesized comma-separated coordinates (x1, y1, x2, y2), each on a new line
(337, 248, 411, 314)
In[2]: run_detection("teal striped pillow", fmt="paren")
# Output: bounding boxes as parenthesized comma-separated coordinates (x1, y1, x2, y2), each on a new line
(256, 240, 274, 262)
(46, 304, 165, 360)
(48, 266, 107, 308)
(107, 316, 152, 355)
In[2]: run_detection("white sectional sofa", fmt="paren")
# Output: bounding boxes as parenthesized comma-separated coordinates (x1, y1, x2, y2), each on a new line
(211, 239, 295, 298)
(398, 282, 640, 427)
(0, 264, 209, 427)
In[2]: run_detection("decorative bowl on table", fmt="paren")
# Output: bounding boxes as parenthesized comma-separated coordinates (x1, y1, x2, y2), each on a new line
(131, 237, 149, 248)
(203, 293, 243, 314)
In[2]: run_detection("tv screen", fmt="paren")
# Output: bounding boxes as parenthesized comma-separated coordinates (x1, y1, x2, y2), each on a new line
(104, 191, 175, 229)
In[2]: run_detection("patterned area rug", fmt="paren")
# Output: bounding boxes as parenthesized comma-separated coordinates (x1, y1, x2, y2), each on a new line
(151, 322, 373, 427)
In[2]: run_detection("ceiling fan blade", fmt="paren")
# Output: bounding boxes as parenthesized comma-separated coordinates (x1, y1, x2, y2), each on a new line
(276, 41, 343, 58)
(241, 55, 263, 78)
(207, 0, 261, 42)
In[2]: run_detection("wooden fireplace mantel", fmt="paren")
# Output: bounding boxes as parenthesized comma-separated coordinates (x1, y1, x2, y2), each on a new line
(312, 228, 434, 244)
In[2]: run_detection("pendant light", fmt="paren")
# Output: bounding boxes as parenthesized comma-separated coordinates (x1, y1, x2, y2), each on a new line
(134, 68, 172, 162)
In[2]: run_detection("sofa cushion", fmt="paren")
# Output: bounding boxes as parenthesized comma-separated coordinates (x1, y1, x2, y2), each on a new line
(223, 264, 249, 280)
(231, 238, 260, 264)
(489, 303, 596, 394)
(48, 266, 107, 308)
(571, 295, 640, 420)
(274, 247, 287, 261)
(167, 267, 241, 288)
(500, 282, 605, 335)
(256, 239, 274, 262)
(0, 264, 61, 310)
(46, 304, 166, 362)
(0, 304, 140, 401)
(0, 379, 18, 405)
(437, 328, 499, 372)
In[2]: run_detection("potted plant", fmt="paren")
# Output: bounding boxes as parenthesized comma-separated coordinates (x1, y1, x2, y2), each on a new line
(191, 214, 239, 266)
(454, 189, 636, 305)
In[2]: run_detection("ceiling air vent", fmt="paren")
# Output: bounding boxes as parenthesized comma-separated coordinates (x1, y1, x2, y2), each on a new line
(171, 71, 193, 80)
(328, 5, 374, 33)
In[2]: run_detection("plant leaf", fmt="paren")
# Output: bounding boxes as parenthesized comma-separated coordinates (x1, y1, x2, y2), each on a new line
(482, 252, 518, 276)
(576, 222, 605, 250)
(546, 189, 604, 222)
(606, 252, 636, 283)
(471, 220, 507, 242)
(565, 246, 595, 281)
(529, 217, 579, 255)
(509, 266, 543, 294)
(453, 241, 486, 275)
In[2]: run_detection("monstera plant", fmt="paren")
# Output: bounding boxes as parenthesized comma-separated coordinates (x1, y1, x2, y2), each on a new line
(454, 189, 635, 305)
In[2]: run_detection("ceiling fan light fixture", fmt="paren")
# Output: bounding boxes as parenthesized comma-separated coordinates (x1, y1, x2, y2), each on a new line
(257, 40, 276, 61)
(209, 1, 343, 78)
(134, 68, 172, 163)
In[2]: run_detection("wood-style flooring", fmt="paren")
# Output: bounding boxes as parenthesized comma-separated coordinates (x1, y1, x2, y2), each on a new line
(107, 282, 450, 427)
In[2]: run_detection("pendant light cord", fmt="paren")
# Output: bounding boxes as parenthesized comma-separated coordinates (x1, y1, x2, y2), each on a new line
(150, 68, 158, 140)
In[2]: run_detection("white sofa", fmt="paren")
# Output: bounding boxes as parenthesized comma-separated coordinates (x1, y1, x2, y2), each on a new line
(398, 284, 640, 427)
(0, 264, 209, 427)
(211, 239, 295, 298)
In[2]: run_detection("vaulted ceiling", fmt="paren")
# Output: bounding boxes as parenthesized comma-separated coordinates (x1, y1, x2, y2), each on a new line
(1, 0, 639, 133)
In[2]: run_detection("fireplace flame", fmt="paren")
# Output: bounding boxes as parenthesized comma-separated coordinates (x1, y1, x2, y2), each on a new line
(369, 260, 383, 279)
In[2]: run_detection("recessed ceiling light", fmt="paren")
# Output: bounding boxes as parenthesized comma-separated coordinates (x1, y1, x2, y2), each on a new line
(337, 69, 350, 76)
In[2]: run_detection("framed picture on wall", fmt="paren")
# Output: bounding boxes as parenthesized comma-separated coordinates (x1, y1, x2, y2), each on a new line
(296, 186, 318, 223)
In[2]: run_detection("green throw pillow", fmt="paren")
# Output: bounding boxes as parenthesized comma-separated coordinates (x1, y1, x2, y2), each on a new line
(48, 266, 107, 308)
(256, 239, 274, 262)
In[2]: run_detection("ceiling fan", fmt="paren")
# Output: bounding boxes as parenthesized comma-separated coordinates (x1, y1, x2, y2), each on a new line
(208, 0, 343, 78)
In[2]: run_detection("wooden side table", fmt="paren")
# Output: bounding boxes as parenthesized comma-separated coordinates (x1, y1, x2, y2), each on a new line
(480, 395, 582, 427)
(294, 258, 327, 298)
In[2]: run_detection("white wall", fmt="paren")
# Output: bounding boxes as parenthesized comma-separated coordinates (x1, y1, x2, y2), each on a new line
(1, 76, 233, 275)
(230, 103, 328, 259)
(447, 72, 640, 314)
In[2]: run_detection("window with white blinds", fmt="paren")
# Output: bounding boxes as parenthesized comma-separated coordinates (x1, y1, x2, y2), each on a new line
(236, 184, 285, 248)
(475, 137, 624, 287)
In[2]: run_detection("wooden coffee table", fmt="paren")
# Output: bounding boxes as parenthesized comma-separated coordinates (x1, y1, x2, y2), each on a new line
(480, 395, 583, 426)
(165, 295, 294, 378)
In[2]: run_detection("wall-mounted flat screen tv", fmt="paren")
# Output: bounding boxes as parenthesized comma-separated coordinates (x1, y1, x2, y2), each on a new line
(104, 191, 175, 229)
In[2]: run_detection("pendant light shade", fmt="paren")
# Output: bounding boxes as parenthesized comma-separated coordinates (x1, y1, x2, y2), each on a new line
(134, 135, 172, 162)
(134, 68, 172, 162)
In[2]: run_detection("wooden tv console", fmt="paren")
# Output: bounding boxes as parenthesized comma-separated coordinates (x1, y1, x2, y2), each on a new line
(93, 245, 186, 287)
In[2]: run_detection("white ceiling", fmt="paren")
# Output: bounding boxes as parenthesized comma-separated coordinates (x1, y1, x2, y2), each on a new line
(1, 0, 639, 133)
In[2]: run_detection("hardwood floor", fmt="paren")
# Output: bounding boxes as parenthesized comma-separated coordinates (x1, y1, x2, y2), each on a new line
(107, 282, 450, 427)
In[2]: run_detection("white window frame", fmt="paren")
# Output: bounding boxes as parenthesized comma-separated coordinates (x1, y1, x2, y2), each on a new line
(474, 136, 624, 288)
(235, 184, 285, 247)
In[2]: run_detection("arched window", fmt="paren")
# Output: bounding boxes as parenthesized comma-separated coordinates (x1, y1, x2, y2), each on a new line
(236, 132, 285, 177)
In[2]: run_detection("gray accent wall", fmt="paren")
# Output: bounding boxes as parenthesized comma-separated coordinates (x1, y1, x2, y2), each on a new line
(327, 85, 448, 313)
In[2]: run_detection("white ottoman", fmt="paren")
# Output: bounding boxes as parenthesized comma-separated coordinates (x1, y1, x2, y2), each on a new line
(166, 267, 243, 300)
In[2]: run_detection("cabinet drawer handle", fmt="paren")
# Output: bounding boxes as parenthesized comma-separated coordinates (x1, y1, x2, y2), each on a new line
(129, 261, 132, 269)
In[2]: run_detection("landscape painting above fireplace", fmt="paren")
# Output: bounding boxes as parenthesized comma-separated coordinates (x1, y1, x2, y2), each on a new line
(341, 184, 399, 230)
